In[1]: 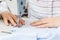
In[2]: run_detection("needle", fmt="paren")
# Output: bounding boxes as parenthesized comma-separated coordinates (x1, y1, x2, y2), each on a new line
(17, 12, 22, 27)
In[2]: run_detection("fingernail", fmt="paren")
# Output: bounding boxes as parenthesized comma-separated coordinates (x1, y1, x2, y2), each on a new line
(14, 24, 17, 27)
(6, 24, 9, 26)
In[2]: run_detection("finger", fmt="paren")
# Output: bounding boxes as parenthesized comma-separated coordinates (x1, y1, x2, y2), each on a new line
(36, 24, 49, 28)
(8, 16, 17, 26)
(20, 22, 23, 26)
(10, 14, 18, 23)
(31, 20, 46, 26)
(3, 17, 9, 26)
(36, 23, 57, 28)
(20, 19, 25, 25)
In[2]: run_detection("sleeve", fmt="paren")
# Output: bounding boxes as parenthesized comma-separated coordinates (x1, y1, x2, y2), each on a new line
(0, 1, 9, 13)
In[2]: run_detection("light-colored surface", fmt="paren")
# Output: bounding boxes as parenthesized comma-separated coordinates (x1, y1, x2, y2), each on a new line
(0, 19, 60, 40)
(0, 1, 9, 13)
(0, 20, 37, 40)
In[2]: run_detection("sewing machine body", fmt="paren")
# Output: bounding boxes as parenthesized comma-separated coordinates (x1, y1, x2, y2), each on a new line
(5, 0, 26, 15)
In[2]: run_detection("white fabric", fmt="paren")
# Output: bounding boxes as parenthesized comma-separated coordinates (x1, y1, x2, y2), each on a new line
(0, 1, 8, 13)
(0, 19, 60, 40)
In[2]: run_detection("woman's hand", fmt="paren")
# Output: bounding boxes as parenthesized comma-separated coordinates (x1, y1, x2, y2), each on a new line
(1, 11, 25, 27)
(31, 17, 60, 28)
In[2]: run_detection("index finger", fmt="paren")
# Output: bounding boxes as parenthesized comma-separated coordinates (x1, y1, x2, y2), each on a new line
(30, 19, 47, 26)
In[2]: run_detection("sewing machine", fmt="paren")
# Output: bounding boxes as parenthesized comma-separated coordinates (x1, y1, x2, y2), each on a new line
(5, 0, 26, 15)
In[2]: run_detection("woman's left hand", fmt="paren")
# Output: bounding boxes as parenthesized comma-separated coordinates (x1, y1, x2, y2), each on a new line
(31, 17, 60, 28)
